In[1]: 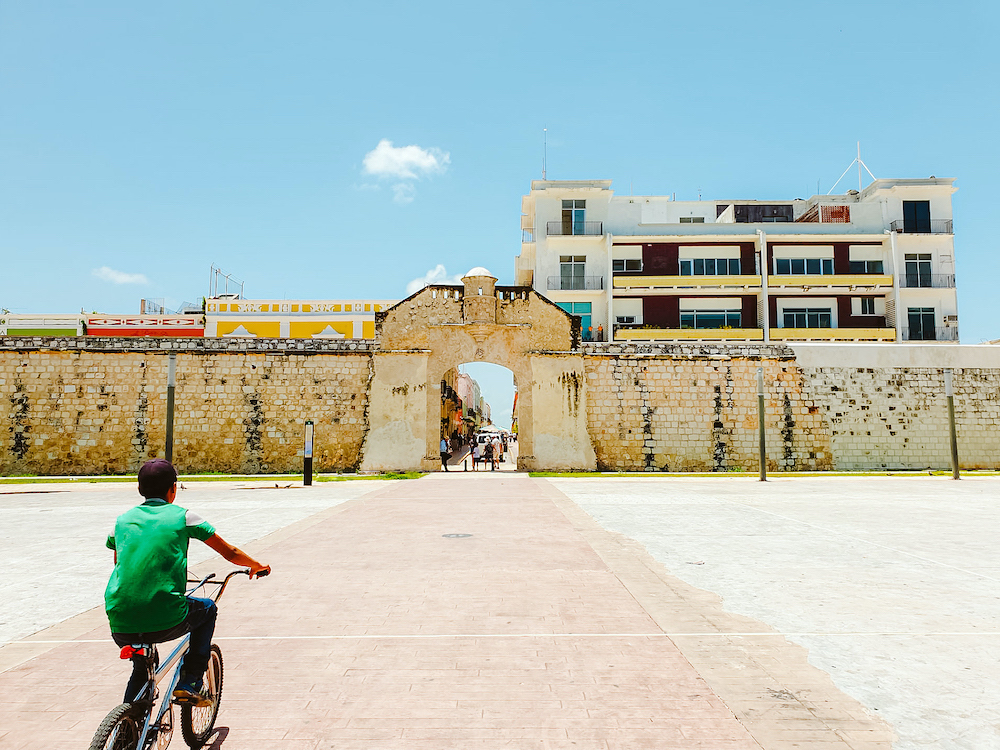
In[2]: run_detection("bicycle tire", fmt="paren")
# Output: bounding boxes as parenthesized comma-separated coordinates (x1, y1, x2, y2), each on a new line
(89, 702, 143, 750)
(180, 644, 224, 748)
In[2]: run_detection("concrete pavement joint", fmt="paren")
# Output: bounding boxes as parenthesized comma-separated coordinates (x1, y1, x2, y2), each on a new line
(10, 631, 1000, 645)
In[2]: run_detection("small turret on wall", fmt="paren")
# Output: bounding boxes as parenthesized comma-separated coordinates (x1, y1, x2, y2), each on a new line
(462, 267, 498, 325)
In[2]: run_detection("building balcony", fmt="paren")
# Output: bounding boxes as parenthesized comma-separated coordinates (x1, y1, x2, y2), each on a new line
(901, 327, 959, 342)
(546, 220, 603, 236)
(521, 228, 535, 243)
(613, 274, 762, 290)
(899, 274, 955, 289)
(770, 328, 896, 342)
(767, 274, 893, 289)
(615, 327, 764, 342)
(890, 219, 953, 234)
(547, 276, 605, 291)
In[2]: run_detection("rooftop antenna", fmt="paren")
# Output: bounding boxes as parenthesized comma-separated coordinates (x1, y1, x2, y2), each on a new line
(542, 127, 547, 180)
(209, 264, 245, 298)
(828, 141, 877, 194)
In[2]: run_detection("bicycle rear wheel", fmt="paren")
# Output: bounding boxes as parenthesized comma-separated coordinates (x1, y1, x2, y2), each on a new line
(180, 644, 224, 748)
(89, 702, 143, 750)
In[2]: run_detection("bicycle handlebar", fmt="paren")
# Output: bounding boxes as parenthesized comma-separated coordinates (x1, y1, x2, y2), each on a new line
(187, 568, 268, 602)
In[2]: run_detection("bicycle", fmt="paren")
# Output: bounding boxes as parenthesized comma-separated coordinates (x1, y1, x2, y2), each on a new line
(89, 569, 265, 750)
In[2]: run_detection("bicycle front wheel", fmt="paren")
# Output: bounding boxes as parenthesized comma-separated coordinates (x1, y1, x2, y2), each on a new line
(180, 644, 224, 748)
(89, 702, 143, 750)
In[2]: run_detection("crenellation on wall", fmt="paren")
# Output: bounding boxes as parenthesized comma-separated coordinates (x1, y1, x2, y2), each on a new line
(582, 342, 796, 360)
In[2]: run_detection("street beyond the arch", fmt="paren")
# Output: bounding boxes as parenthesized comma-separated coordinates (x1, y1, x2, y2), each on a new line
(2, 472, 998, 750)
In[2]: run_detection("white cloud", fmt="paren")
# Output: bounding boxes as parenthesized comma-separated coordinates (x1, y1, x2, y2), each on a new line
(406, 265, 463, 295)
(92, 266, 149, 285)
(362, 139, 449, 203)
(363, 139, 449, 180)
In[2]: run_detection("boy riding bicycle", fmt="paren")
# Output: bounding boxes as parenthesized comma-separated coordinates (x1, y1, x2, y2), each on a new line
(105, 459, 270, 707)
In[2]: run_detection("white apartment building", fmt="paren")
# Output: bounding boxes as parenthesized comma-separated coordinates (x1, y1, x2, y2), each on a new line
(515, 178, 959, 343)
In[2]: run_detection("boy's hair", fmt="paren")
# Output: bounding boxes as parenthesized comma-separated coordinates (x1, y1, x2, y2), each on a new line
(137, 459, 178, 499)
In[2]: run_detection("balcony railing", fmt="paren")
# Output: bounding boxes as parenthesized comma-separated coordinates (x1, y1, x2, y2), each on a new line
(899, 274, 955, 288)
(771, 328, 897, 342)
(615, 328, 764, 342)
(901, 327, 959, 342)
(614, 274, 762, 289)
(547, 276, 604, 291)
(767, 273, 892, 288)
(546, 220, 604, 236)
(890, 219, 953, 234)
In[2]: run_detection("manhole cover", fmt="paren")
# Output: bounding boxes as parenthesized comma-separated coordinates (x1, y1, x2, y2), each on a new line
(442, 533, 472, 538)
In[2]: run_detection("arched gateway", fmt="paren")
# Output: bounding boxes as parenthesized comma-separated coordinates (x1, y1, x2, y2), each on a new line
(360, 269, 596, 472)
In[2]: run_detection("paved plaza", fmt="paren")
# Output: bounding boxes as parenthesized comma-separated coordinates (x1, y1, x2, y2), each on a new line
(0, 473, 997, 749)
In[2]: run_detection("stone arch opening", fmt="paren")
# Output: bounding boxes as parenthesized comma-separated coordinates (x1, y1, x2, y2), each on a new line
(360, 267, 595, 473)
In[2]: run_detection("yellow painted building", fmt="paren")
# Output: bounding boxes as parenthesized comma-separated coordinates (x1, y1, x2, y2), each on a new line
(204, 298, 397, 339)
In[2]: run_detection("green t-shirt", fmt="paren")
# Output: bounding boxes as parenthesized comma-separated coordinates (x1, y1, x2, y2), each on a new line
(105, 499, 216, 634)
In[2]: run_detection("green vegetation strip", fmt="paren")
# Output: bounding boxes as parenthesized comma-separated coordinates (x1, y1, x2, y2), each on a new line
(0, 472, 423, 485)
(530, 470, 1000, 478)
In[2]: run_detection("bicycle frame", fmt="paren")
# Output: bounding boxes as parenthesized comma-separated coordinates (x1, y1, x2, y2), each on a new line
(123, 570, 248, 749)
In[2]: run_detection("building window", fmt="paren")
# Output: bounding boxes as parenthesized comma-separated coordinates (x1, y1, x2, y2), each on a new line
(859, 297, 876, 315)
(775, 258, 834, 275)
(616, 315, 636, 324)
(557, 301, 592, 338)
(902, 200, 931, 233)
(783, 308, 832, 328)
(679, 216, 705, 223)
(680, 310, 742, 329)
(559, 255, 586, 290)
(904, 253, 932, 287)
(562, 200, 586, 235)
(679, 258, 741, 276)
(612, 259, 643, 273)
(907, 307, 936, 340)
(730, 204, 793, 223)
(848, 260, 884, 274)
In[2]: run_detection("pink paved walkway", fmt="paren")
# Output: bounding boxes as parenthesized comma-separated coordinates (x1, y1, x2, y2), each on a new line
(0, 474, 890, 749)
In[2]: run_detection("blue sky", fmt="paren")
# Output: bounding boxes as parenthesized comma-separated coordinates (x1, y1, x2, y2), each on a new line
(2, 1, 997, 353)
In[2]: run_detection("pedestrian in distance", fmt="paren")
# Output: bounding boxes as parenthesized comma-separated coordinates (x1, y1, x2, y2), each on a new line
(484, 440, 494, 471)
(472, 440, 481, 471)
(492, 434, 502, 467)
(440, 436, 451, 471)
(104, 459, 270, 706)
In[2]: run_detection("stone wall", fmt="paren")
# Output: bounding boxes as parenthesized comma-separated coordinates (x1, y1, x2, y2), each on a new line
(581, 343, 1000, 472)
(0, 338, 374, 475)
(792, 345, 1000, 471)
(2, 335, 999, 475)
(582, 344, 834, 472)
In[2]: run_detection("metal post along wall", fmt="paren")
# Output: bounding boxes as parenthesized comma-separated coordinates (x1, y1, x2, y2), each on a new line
(165, 353, 176, 463)
(945, 369, 960, 480)
(757, 366, 767, 481)
(303, 420, 314, 486)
